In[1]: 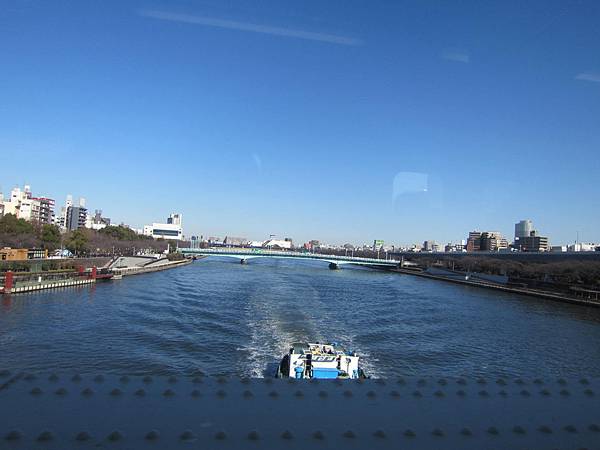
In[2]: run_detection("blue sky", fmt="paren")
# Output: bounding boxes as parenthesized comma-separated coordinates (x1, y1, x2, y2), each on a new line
(1, 0, 599, 245)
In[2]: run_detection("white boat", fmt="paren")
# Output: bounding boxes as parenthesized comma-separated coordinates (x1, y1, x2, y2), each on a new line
(276, 342, 367, 379)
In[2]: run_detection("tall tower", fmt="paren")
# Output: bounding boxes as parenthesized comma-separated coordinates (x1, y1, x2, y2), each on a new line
(515, 220, 533, 239)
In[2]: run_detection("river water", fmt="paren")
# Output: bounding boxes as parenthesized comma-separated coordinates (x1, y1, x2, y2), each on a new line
(1, 258, 600, 378)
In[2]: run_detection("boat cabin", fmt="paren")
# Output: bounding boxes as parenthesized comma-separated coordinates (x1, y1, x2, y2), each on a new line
(278, 342, 362, 379)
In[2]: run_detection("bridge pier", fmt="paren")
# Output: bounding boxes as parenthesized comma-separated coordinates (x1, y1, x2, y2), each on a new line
(328, 262, 339, 270)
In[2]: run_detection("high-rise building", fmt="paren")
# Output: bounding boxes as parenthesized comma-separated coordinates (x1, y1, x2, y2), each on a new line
(66, 205, 88, 231)
(31, 197, 55, 224)
(167, 213, 182, 225)
(467, 231, 507, 252)
(515, 220, 534, 239)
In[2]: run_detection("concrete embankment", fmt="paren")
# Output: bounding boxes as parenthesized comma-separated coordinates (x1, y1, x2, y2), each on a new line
(108, 257, 193, 277)
(394, 268, 600, 307)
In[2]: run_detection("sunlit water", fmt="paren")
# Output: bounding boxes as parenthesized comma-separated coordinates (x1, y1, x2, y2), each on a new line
(1, 258, 600, 378)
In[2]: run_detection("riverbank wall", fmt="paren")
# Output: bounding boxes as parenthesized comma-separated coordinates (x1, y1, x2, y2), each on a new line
(108, 257, 192, 277)
(395, 268, 600, 307)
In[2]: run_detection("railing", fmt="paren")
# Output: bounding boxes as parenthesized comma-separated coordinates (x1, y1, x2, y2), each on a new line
(180, 248, 400, 265)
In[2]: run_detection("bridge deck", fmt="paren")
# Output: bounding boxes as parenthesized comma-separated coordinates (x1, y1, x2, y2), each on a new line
(180, 248, 399, 266)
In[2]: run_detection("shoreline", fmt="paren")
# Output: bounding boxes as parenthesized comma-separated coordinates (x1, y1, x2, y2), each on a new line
(394, 268, 600, 307)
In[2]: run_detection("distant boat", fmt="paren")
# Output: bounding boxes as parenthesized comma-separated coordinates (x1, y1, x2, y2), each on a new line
(275, 342, 367, 379)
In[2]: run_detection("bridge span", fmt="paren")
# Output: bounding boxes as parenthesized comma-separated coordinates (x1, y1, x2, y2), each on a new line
(180, 248, 401, 270)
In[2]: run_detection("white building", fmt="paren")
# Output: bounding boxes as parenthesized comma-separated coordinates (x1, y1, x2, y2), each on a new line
(143, 214, 183, 240)
(262, 239, 292, 250)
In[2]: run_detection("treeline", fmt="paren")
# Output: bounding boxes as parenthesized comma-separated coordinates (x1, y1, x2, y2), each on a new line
(416, 255, 600, 289)
(0, 214, 171, 256)
(0, 213, 60, 249)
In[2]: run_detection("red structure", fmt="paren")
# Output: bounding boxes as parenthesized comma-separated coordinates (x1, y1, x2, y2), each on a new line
(3, 271, 14, 294)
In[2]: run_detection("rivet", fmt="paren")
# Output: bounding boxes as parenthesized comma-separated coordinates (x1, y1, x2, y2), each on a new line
(390, 390, 400, 398)
(477, 378, 486, 385)
(247, 430, 260, 440)
(191, 389, 201, 398)
(432, 428, 444, 437)
(240, 378, 250, 385)
(180, 430, 195, 440)
(412, 390, 422, 397)
(460, 428, 472, 436)
(538, 425, 552, 434)
(295, 390, 304, 398)
(94, 375, 104, 383)
(367, 390, 376, 398)
(373, 429, 386, 438)
(215, 431, 226, 440)
(558, 378, 567, 385)
(145, 430, 159, 440)
(37, 431, 53, 441)
(520, 390, 530, 397)
(397, 377, 406, 385)
(580, 378, 589, 385)
(375, 379, 386, 386)
(168, 376, 177, 384)
(81, 388, 93, 396)
(264, 378, 273, 385)
(499, 390, 508, 397)
(343, 430, 355, 439)
(163, 389, 175, 397)
(269, 390, 279, 398)
(343, 390, 352, 397)
(24, 374, 36, 381)
(72, 374, 82, 382)
(584, 389, 594, 396)
(533, 378, 543, 385)
(540, 389, 550, 396)
(588, 423, 600, 432)
(107, 431, 122, 441)
(243, 390, 253, 398)
(457, 378, 466, 385)
(496, 378, 507, 386)
(216, 389, 226, 398)
(281, 430, 293, 440)
(75, 431, 91, 441)
(217, 377, 227, 384)
(456, 389, 466, 397)
(48, 373, 58, 382)
(515, 378, 525, 385)
(479, 390, 489, 397)
(55, 387, 67, 396)
(404, 429, 416, 437)
(288, 378, 296, 384)
(135, 388, 146, 396)
(30, 387, 43, 395)
(110, 388, 122, 396)
(560, 389, 570, 396)
(512, 426, 526, 434)
(313, 430, 325, 440)
(318, 390, 328, 398)
(487, 427, 499, 435)
(564, 424, 577, 433)
(4, 430, 22, 441)
(119, 376, 129, 383)
(434, 390, 445, 397)
(143, 376, 153, 383)
(438, 378, 447, 386)
(417, 379, 426, 386)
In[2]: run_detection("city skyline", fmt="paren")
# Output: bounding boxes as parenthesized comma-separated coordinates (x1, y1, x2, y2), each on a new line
(0, 182, 592, 249)
(1, 1, 599, 244)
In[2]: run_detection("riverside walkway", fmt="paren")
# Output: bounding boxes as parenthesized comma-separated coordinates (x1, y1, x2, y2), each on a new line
(180, 248, 401, 269)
